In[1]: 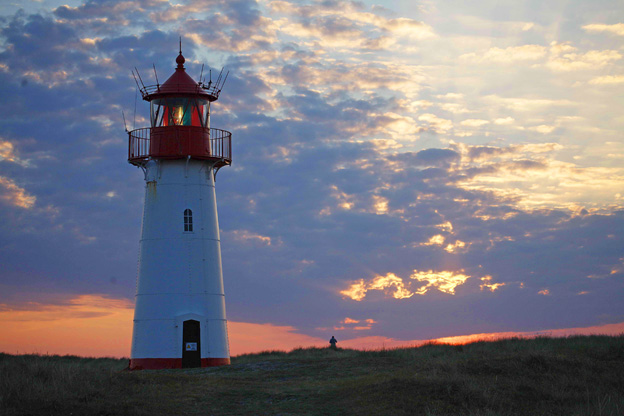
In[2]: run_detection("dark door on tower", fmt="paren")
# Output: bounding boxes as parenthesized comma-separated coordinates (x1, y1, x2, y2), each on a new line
(182, 320, 201, 368)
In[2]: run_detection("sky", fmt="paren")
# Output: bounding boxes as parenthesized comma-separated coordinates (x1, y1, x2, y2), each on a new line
(0, 0, 623, 357)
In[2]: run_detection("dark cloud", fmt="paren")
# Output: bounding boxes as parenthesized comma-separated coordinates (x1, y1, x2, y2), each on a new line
(222, 0, 262, 26)
(390, 148, 460, 167)
(467, 145, 513, 160)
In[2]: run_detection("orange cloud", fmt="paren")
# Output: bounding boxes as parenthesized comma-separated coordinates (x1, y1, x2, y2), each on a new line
(0, 176, 36, 209)
(0, 295, 133, 357)
(432, 322, 624, 345)
(334, 317, 377, 331)
(338, 322, 624, 350)
(340, 273, 414, 301)
(480, 275, 506, 292)
(410, 270, 470, 295)
(340, 270, 471, 300)
(419, 234, 445, 247)
(228, 322, 325, 355)
(0, 140, 29, 166)
(444, 240, 468, 253)
(228, 229, 274, 246)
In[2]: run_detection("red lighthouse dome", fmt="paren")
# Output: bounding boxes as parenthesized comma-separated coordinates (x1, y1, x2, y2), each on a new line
(128, 52, 231, 169)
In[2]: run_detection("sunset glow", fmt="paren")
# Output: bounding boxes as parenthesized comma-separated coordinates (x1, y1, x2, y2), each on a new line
(1, 294, 622, 357)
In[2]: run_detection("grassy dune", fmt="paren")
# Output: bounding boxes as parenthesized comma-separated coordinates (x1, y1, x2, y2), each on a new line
(1, 336, 623, 415)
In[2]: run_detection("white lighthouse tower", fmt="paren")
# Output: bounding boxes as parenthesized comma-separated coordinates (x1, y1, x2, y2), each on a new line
(127, 48, 231, 370)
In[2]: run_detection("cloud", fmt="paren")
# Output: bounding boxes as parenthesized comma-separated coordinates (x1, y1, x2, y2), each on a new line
(390, 148, 460, 167)
(589, 75, 624, 85)
(0, 176, 36, 209)
(0, 294, 134, 357)
(528, 125, 556, 134)
(547, 44, 621, 71)
(340, 270, 471, 301)
(455, 142, 562, 162)
(460, 44, 547, 63)
(460, 119, 490, 127)
(494, 117, 515, 125)
(480, 276, 505, 292)
(456, 39, 621, 73)
(228, 229, 274, 246)
(268, 0, 435, 50)
(410, 270, 471, 295)
(418, 113, 453, 132)
(432, 322, 624, 345)
(453, 155, 624, 210)
(483, 95, 575, 112)
(0, 140, 30, 167)
(419, 234, 445, 247)
(444, 240, 468, 253)
(340, 273, 413, 301)
(582, 23, 624, 36)
(371, 195, 389, 215)
(335, 317, 376, 331)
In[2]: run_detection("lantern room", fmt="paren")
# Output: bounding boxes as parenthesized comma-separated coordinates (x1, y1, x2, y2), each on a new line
(150, 97, 209, 128)
(127, 50, 231, 169)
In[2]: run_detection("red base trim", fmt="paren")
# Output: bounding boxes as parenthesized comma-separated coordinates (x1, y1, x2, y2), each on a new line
(129, 357, 230, 370)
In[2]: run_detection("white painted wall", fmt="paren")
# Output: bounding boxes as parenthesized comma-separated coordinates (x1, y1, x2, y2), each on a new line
(131, 158, 230, 360)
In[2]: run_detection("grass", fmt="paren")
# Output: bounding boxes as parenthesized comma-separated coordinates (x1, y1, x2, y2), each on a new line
(1, 335, 624, 415)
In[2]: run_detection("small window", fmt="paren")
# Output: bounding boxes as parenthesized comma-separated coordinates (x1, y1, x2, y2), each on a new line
(184, 209, 193, 232)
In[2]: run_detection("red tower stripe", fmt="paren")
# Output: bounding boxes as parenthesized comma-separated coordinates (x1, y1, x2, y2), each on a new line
(129, 357, 230, 370)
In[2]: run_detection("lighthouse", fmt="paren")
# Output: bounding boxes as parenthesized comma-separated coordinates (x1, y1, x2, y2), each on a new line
(127, 48, 231, 370)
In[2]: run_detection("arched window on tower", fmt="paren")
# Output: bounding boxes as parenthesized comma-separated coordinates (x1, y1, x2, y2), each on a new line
(184, 209, 193, 232)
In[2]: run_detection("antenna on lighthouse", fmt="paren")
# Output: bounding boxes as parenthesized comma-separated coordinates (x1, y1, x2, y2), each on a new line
(133, 87, 138, 130)
(131, 70, 141, 91)
(153, 63, 160, 89)
(132, 67, 148, 98)
(221, 70, 230, 91)
(201, 67, 229, 99)
(135, 67, 146, 89)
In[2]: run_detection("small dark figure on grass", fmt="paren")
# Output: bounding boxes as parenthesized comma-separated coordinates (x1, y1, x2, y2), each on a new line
(329, 336, 338, 350)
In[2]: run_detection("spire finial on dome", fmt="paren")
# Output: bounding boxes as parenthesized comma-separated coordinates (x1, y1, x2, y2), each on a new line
(176, 36, 185, 69)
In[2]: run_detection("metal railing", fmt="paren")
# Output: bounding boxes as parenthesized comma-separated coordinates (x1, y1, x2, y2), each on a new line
(128, 127, 231, 166)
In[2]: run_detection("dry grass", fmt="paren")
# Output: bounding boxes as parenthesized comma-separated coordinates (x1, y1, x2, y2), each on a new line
(1, 335, 624, 415)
